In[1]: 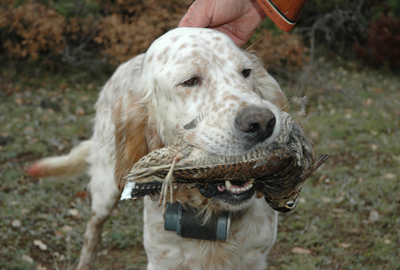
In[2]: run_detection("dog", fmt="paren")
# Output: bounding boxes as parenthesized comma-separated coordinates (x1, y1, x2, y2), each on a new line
(28, 27, 288, 270)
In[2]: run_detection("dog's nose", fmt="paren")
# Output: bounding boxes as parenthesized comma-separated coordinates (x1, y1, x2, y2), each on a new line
(236, 107, 276, 144)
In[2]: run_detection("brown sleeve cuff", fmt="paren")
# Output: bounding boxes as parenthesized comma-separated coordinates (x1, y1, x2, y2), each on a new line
(255, 0, 307, 32)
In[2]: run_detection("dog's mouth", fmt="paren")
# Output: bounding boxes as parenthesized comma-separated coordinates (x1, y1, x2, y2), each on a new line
(198, 180, 255, 204)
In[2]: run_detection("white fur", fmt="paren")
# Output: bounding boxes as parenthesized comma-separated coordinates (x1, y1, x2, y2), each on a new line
(31, 28, 288, 269)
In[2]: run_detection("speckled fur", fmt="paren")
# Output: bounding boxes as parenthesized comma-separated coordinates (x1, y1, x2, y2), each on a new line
(29, 28, 288, 269)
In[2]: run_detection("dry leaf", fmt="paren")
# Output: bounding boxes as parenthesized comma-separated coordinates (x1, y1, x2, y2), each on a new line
(81, 95, 90, 101)
(54, 230, 64, 237)
(75, 107, 85, 116)
(372, 86, 384, 93)
(335, 194, 345, 203)
(321, 196, 331, 203)
(62, 225, 73, 232)
(383, 173, 396, 180)
(370, 144, 378, 151)
(15, 98, 23, 105)
(21, 209, 30, 214)
(292, 247, 311, 254)
(363, 98, 373, 106)
(338, 243, 351, 248)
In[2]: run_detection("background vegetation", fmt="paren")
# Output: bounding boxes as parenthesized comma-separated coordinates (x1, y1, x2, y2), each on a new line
(0, 0, 399, 269)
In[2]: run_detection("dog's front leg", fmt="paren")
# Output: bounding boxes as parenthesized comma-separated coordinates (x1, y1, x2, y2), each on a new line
(77, 167, 120, 269)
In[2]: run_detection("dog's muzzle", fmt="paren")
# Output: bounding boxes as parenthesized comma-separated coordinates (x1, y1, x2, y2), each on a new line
(164, 202, 231, 242)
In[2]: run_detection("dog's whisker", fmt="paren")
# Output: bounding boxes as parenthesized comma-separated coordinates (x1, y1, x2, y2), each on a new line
(245, 32, 269, 52)
(86, 135, 114, 158)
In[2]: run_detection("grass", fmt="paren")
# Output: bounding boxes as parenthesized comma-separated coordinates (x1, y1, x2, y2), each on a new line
(1, 55, 399, 269)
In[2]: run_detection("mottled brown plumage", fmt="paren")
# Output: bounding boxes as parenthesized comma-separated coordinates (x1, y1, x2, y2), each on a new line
(121, 112, 328, 212)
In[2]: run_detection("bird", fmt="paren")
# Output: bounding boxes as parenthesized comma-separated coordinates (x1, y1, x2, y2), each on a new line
(121, 112, 329, 213)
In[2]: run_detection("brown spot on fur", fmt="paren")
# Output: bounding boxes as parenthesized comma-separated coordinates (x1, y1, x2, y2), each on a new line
(157, 46, 170, 64)
(218, 110, 225, 118)
(223, 76, 231, 86)
(191, 50, 200, 59)
(239, 101, 250, 109)
(183, 132, 197, 144)
(213, 36, 221, 41)
(217, 45, 224, 54)
(223, 94, 240, 102)
(179, 43, 188, 50)
(171, 35, 180, 43)
(158, 249, 170, 261)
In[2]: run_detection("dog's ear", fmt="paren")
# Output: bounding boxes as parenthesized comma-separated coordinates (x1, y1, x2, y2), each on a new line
(113, 91, 163, 190)
(247, 53, 289, 112)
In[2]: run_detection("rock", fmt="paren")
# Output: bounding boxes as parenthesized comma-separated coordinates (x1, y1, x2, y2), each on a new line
(11, 219, 21, 228)
(33, 239, 48, 251)
(369, 210, 380, 223)
(21, 254, 34, 263)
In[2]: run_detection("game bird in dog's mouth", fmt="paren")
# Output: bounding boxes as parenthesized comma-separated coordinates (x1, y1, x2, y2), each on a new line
(121, 111, 329, 214)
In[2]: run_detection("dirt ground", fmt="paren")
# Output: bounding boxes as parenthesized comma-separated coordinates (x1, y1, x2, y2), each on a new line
(1, 42, 399, 269)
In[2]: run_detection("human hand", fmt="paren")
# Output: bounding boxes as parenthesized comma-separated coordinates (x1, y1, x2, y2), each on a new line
(178, 0, 266, 47)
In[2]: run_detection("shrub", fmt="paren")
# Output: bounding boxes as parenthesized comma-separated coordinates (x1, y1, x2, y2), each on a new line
(354, 14, 400, 68)
(0, 0, 308, 72)
(249, 30, 309, 72)
(0, 2, 66, 59)
(94, 0, 189, 65)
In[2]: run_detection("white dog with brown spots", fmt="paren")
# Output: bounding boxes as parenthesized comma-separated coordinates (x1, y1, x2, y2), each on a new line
(29, 28, 288, 270)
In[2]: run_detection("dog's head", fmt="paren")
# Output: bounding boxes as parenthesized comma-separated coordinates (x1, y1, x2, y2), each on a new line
(114, 28, 288, 213)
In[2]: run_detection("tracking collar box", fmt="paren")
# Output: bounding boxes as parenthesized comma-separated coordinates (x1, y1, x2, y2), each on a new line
(164, 202, 231, 242)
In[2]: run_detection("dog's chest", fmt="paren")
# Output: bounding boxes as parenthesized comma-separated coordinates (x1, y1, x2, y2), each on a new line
(142, 197, 277, 270)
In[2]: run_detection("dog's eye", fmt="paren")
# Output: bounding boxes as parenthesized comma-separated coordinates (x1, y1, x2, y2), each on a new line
(182, 77, 199, 86)
(241, 69, 251, 78)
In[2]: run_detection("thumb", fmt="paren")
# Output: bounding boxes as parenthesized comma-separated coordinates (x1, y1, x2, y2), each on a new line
(178, 0, 213, 28)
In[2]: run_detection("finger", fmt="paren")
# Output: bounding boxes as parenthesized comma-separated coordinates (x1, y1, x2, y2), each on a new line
(178, 0, 214, 28)
(178, 3, 195, 27)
